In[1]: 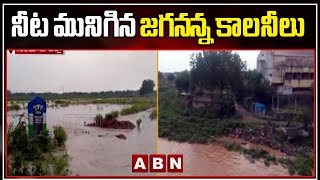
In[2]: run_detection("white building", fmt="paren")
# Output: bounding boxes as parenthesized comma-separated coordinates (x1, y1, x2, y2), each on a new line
(257, 50, 314, 95)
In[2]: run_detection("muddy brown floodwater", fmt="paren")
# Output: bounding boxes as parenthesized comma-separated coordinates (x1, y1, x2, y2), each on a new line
(159, 138, 290, 176)
(8, 104, 157, 176)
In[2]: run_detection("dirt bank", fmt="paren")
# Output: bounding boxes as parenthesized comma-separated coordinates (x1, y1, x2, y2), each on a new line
(234, 104, 313, 156)
(228, 124, 313, 156)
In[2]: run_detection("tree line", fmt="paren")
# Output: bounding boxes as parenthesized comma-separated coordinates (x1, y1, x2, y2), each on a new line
(160, 50, 275, 106)
(8, 79, 155, 101)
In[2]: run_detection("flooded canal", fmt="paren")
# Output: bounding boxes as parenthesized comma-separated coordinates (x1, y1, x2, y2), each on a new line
(159, 138, 290, 176)
(8, 104, 157, 176)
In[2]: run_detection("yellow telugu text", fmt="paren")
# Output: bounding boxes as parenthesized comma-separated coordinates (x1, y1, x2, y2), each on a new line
(215, 11, 304, 38)
(140, 11, 305, 45)
(140, 13, 214, 45)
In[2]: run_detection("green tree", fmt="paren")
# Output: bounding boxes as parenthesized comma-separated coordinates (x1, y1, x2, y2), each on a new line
(167, 74, 175, 82)
(242, 70, 275, 106)
(158, 71, 164, 80)
(175, 70, 190, 93)
(139, 79, 155, 96)
(190, 51, 246, 100)
(53, 126, 67, 146)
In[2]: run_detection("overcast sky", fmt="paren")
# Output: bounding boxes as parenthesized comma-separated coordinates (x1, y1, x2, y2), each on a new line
(8, 51, 156, 93)
(158, 50, 261, 72)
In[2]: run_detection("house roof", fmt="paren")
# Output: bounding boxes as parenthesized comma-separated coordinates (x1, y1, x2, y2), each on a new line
(193, 96, 212, 103)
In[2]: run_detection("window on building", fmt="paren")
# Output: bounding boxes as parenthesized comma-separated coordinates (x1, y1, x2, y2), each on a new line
(285, 73, 292, 80)
(302, 73, 309, 79)
(293, 73, 301, 80)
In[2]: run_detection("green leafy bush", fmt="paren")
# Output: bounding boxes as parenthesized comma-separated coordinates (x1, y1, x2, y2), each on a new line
(8, 123, 70, 176)
(34, 132, 53, 153)
(105, 111, 119, 119)
(53, 154, 69, 175)
(8, 103, 20, 111)
(54, 126, 67, 146)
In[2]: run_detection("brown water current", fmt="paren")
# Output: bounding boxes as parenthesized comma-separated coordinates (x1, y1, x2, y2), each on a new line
(159, 138, 290, 176)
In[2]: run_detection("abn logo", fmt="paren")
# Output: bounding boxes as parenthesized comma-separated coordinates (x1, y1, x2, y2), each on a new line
(132, 154, 183, 173)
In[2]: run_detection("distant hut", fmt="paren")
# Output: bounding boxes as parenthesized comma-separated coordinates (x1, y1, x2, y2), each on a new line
(192, 96, 212, 108)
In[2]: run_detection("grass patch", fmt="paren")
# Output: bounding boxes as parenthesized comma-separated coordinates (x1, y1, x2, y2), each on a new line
(51, 97, 156, 115)
(54, 100, 70, 107)
(120, 99, 155, 115)
(8, 103, 20, 111)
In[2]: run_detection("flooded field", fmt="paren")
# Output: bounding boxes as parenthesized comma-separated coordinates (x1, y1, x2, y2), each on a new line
(159, 138, 290, 176)
(8, 104, 157, 176)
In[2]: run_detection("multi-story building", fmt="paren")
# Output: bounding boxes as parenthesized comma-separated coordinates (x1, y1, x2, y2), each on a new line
(257, 50, 314, 95)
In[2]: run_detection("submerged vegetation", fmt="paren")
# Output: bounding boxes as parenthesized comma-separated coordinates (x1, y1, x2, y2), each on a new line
(8, 103, 20, 111)
(8, 123, 69, 176)
(149, 109, 156, 120)
(9, 95, 156, 116)
(53, 126, 67, 147)
(224, 143, 276, 164)
(224, 142, 314, 176)
(278, 153, 314, 176)
(105, 111, 119, 119)
(8, 80, 156, 114)
(120, 99, 155, 115)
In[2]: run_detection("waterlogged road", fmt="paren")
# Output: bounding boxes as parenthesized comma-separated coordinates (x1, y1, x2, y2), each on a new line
(159, 138, 290, 176)
(9, 104, 157, 176)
